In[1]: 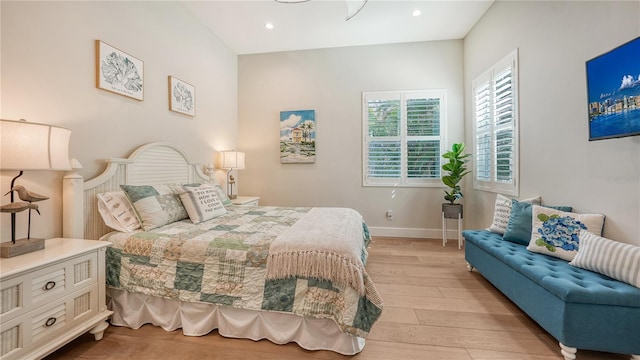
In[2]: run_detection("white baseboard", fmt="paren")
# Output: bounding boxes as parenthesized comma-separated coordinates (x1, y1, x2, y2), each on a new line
(368, 226, 462, 239)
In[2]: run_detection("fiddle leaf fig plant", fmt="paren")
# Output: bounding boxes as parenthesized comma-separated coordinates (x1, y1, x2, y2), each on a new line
(442, 143, 471, 204)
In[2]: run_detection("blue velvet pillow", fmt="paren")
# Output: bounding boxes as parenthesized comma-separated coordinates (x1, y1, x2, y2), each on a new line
(502, 199, 572, 245)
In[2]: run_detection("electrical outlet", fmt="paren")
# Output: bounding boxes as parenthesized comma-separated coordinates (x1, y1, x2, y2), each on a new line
(386, 210, 393, 220)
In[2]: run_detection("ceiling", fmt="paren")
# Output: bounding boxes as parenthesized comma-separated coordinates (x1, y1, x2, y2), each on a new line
(181, 0, 495, 55)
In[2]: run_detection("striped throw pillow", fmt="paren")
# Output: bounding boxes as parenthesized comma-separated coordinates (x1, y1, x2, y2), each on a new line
(570, 230, 640, 288)
(487, 194, 541, 235)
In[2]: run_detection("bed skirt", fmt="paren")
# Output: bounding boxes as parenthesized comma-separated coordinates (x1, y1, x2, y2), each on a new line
(107, 288, 366, 355)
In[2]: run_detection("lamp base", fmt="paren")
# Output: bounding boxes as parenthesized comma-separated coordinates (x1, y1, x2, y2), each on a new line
(1, 238, 45, 258)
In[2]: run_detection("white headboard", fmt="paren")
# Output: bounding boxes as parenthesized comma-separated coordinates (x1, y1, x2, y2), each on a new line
(62, 142, 210, 240)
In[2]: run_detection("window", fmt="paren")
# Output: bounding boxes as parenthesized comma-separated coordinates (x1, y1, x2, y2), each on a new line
(473, 49, 519, 195)
(363, 90, 446, 187)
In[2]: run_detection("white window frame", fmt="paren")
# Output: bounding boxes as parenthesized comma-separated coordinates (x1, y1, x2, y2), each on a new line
(473, 49, 519, 196)
(362, 89, 447, 187)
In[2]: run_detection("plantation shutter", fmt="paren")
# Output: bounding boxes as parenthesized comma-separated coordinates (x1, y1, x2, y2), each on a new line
(406, 95, 441, 180)
(473, 49, 519, 195)
(366, 95, 401, 179)
(363, 90, 445, 187)
(474, 76, 491, 182)
(493, 65, 514, 184)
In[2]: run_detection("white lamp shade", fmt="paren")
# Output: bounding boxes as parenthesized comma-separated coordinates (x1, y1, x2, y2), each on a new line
(220, 151, 245, 170)
(0, 119, 72, 171)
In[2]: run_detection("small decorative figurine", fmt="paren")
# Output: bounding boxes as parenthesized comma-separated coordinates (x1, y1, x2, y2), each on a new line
(2, 185, 48, 240)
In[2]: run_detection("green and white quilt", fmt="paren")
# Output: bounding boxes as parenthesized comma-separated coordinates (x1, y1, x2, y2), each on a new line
(103, 205, 383, 338)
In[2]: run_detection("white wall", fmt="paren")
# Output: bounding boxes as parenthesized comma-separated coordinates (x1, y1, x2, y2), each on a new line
(238, 41, 465, 237)
(1, 1, 237, 242)
(464, 1, 640, 244)
(5, 1, 634, 245)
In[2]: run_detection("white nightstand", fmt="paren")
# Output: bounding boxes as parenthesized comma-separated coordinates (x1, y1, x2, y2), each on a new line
(231, 196, 260, 206)
(0, 238, 113, 360)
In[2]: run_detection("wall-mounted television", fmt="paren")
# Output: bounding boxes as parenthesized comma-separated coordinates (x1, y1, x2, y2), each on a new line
(586, 36, 640, 141)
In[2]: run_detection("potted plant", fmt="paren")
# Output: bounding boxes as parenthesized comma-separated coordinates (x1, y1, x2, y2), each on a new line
(441, 142, 470, 219)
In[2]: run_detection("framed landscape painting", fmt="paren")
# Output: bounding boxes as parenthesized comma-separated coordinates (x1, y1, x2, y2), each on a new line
(586, 36, 640, 141)
(95, 40, 144, 101)
(169, 76, 195, 116)
(280, 110, 316, 163)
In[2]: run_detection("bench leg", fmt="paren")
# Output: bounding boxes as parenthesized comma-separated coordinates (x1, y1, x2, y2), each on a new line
(559, 343, 639, 360)
(466, 262, 473, 272)
(559, 343, 576, 360)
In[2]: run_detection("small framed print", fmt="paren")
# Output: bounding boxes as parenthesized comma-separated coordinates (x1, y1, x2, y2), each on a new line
(95, 40, 144, 101)
(169, 76, 195, 116)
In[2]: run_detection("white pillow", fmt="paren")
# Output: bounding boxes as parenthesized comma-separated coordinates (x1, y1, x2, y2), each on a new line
(179, 184, 227, 223)
(96, 191, 141, 232)
(186, 182, 232, 206)
(570, 231, 640, 288)
(527, 205, 605, 261)
(488, 194, 541, 234)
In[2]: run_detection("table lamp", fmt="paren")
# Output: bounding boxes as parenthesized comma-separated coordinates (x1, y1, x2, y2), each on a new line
(219, 150, 245, 200)
(0, 119, 71, 257)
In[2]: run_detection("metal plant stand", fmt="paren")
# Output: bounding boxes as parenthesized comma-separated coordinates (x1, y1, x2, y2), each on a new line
(442, 211, 463, 249)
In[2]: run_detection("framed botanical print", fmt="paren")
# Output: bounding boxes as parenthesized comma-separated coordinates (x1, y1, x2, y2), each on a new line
(95, 40, 144, 101)
(169, 76, 195, 116)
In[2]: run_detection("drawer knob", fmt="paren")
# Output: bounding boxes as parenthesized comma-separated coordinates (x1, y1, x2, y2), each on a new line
(44, 281, 56, 290)
(45, 317, 57, 327)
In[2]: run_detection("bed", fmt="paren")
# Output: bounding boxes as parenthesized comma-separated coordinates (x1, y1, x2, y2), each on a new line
(61, 142, 383, 355)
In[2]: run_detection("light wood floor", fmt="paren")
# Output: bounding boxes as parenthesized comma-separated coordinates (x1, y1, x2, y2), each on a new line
(46, 237, 628, 360)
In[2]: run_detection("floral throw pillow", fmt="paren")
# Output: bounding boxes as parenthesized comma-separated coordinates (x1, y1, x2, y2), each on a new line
(526, 205, 605, 261)
(503, 201, 572, 246)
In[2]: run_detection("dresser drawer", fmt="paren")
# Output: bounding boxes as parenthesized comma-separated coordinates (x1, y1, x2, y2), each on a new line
(0, 252, 98, 323)
(31, 284, 99, 344)
(0, 238, 112, 360)
(0, 284, 99, 359)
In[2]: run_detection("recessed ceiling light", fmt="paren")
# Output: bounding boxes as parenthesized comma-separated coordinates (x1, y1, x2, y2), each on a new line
(265, 22, 274, 30)
(412, 9, 421, 17)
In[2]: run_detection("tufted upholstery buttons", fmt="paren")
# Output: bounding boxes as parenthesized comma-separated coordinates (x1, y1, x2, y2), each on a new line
(463, 230, 640, 307)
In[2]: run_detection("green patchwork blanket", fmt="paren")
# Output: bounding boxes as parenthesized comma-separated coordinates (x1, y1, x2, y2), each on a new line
(103, 206, 383, 337)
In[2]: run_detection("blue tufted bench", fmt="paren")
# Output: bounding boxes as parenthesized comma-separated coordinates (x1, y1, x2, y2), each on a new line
(463, 230, 640, 360)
